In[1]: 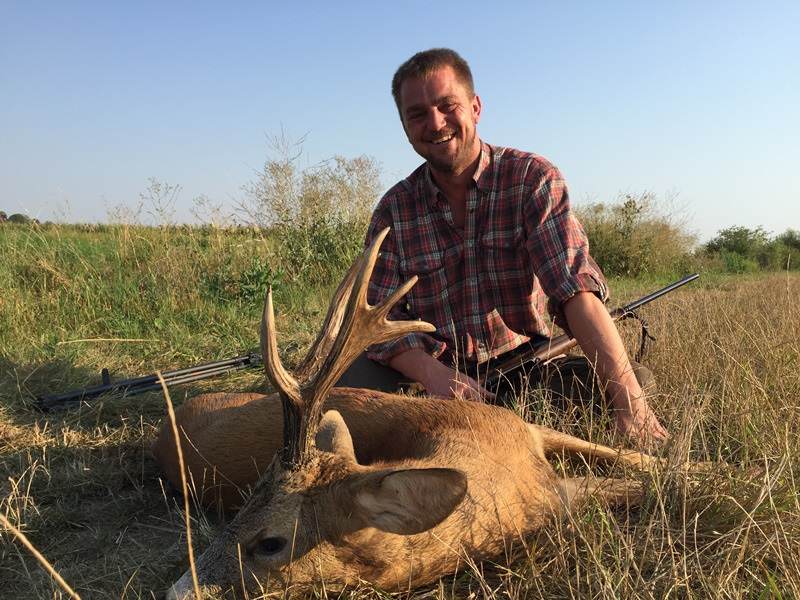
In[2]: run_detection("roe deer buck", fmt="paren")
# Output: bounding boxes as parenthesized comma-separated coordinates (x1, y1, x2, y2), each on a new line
(158, 228, 665, 599)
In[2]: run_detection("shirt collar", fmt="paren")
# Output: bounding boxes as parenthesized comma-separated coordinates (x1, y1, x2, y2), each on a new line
(421, 140, 494, 206)
(472, 141, 494, 193)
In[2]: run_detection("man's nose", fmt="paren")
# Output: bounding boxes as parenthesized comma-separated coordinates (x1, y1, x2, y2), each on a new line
(426, 108, 447, 132)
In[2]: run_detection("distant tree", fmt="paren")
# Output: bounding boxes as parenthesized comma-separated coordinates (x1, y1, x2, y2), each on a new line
(777, 229, 800, 251)
(705, 226, 770, 257)
(705, 226, 798, 271)
(772, 229, 800, 270)
(7, 213, 31, 224)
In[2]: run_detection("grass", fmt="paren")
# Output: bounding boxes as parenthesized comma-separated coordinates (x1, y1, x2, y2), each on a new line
(1, 223, 798, 599)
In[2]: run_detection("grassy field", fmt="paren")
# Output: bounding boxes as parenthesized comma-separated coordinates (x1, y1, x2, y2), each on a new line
(1, 224, 798, 599)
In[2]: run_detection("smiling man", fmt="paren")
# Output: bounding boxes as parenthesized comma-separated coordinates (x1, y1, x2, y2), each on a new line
(338, 48, 667, 444)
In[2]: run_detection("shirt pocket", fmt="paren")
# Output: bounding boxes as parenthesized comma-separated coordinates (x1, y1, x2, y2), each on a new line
(400, 250, 456, 317)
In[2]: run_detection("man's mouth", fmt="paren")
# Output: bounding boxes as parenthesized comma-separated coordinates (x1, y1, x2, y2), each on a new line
(429, 133, 455, 145)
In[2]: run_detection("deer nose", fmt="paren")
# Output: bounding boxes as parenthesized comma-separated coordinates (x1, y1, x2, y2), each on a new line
(164, 577, 193, 600)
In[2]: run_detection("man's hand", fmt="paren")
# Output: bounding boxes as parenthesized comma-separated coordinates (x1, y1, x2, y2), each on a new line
(564, 292, 669, 445)
(388, 348, 495, 402)
(611, 389, 670, 444)
(422, 362, 495, 401)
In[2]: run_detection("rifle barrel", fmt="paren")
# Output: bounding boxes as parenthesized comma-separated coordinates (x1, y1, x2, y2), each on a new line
(36, 353, 261, 410)
(615, 273, 700, 316)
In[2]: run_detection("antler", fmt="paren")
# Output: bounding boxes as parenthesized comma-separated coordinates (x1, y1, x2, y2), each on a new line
(260, 227, 436, 467)
(293, 254, 363, 383)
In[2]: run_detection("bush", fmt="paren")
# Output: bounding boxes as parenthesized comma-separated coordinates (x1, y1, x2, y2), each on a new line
(705, 226, 769, 257)
(704, 226, 799, 272)
(576, 193, 696, 278)
(201, 255, 286, 305)
(718, 249, 759, 274)
(7, 213, 31, 224)
(274, 218, 366, 286)
(777, 229, 800, 251)
(238, 132, 381, 285)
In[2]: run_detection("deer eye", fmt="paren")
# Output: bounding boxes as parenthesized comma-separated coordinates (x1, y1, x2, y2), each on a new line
(254, 536, 287, 556)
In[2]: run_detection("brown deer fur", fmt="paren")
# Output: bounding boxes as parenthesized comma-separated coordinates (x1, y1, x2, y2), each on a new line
(159, 229, 663, 598)
(159, 390, 659, 598)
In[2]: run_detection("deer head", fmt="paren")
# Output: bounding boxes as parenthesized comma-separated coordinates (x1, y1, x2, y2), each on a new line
(167, 228, 467, 598)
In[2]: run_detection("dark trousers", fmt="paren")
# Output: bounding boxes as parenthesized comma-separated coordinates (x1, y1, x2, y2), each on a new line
(335, 349, 655, 410)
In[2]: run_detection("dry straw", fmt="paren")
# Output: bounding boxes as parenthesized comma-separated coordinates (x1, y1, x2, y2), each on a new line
(0, 513, 82, 600)
(159, 370, 202, 599)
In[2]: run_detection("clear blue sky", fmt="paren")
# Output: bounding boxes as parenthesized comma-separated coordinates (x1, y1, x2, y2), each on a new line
(2, 1, 798, 242)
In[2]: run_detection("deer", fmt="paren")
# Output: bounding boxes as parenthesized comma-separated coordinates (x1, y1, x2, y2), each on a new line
(157, 227, 668, 599)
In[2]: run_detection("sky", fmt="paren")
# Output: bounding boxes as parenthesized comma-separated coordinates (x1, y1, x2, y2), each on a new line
(1, 1, 798, 242)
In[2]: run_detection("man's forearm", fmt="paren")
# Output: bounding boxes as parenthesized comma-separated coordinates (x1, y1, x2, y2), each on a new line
(388, 348, 445, 385)
(563, 291, 668, 441)
(388, 348, 493, 401)
(562, 292, 642, 402)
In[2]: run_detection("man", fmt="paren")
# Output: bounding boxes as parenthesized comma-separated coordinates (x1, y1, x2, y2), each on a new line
(338, 48, 667, 444)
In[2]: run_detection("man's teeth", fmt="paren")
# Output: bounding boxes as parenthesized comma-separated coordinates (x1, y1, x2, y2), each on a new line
(432, 134, 455, 144)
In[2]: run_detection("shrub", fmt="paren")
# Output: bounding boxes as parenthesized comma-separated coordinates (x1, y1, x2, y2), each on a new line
(718, 249, 759, 274)
(201, 255, 286, 305)
(7, 213, 31, 224)
(704, 226, 799, 272)
(576, 193, 696, 278)
(238, 132, 381, 285)
(705, 226, 770, 257)
(777, 229, 800, 251)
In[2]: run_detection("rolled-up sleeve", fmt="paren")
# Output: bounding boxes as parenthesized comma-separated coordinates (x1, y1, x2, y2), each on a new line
(364, 207, 446, 364)
(523, 165, 608, 331)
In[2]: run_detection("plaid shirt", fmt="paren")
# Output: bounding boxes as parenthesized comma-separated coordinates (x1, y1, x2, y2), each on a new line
(366, 141, 608, 365)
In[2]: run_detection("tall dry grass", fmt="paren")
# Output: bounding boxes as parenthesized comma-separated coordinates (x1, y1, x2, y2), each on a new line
(1, 224, 798, 599)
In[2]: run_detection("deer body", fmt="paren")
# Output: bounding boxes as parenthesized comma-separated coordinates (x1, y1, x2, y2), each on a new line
(161, 229, 656, 598)
(154, 388, 552, 512)
(160, 388, 652, 596)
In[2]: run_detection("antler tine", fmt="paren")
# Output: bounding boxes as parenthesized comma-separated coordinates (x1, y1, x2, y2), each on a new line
(295, 227, 436, 459)
(294, 253, 363, 383)
(260, 287, 304, 466)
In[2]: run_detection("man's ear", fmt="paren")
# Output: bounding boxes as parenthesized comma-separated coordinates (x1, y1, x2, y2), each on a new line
(472, 94, 482, 124)
(353, 468, 467, 535)
(315, 410, 356, 463)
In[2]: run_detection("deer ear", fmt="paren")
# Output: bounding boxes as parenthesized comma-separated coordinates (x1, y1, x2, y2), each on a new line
(354, 468, 467, 535)
(315, 410, 357, 463)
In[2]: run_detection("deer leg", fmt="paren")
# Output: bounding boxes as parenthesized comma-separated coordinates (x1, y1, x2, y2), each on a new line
(556, 476, 644, 512)
(530, 424, 664, 472)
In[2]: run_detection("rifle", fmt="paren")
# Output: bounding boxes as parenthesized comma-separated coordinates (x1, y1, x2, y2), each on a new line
(36, 274, 699, 411)
(484, 273, 700, 389)
(35, 352, 262, 412)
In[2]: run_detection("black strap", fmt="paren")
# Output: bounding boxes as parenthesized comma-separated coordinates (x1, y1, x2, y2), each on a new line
(620, 308, 656, 362)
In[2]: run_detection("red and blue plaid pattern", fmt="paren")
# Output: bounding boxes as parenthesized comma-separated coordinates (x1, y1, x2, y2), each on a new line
(366, 142, 608, 365)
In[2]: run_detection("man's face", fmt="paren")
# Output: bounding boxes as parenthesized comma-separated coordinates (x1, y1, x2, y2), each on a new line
(398, 66, 482, 176)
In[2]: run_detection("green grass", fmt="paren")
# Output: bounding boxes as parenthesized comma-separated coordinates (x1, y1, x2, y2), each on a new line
(1, 223, 798, 599)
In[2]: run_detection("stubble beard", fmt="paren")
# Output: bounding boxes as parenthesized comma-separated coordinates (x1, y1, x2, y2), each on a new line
(423, 128, 479, 176)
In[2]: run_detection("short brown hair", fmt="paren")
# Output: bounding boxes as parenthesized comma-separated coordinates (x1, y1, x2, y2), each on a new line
(391, 48, 475, 114)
